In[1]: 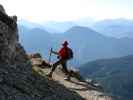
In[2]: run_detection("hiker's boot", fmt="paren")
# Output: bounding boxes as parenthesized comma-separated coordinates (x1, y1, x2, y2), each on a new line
(64, 75, 71, 81)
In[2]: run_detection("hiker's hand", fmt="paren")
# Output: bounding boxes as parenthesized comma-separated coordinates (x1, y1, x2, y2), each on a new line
(50, 50, 53, 53)
(50, 48, 53, 53)
(51, 50, 59, 55)
(50, 49, 55, 54)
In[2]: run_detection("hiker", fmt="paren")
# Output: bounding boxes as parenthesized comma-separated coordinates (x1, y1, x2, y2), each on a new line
(47, 41, 73, 80)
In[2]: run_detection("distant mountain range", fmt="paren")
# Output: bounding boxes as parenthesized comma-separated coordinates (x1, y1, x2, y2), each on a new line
(91, 19, 133, 38)
(79, 55, 133, 100)
(42, 21, 76, 33)
(18, 18, 133, 38)
(18, 22, 133, 67)
(18, 18, 94, 33)
(17, 19, 44, 29)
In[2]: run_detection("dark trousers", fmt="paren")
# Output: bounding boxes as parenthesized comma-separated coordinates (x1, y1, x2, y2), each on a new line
(51, 59, 69, 75)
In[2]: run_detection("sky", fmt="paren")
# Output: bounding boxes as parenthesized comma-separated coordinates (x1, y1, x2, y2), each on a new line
(0, 0, 133, 22)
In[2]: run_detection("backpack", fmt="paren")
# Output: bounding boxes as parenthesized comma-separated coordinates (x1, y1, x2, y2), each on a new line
(66, 48, 73, 60)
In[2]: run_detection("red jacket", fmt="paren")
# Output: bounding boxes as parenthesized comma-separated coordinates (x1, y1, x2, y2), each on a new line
(58, 47, 68, 59)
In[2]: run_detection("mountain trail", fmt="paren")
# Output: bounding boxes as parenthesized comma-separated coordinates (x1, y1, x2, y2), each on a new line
(33, 64, 113, 100)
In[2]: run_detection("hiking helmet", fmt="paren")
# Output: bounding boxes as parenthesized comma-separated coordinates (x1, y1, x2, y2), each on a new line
(62, 41, 68, 46)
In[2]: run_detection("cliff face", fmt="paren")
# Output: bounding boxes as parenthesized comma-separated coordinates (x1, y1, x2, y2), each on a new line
(0, 5, 27, 65)
(0, 5, 85, 100)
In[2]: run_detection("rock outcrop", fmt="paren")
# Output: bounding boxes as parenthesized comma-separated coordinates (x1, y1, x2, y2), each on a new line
(0, 4, 85, 100)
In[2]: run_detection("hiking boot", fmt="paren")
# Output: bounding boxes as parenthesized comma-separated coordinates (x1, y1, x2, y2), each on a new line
(64, 76, 71, 81)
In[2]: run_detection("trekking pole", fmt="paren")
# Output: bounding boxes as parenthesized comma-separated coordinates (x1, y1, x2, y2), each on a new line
(48, 48, 52, 64)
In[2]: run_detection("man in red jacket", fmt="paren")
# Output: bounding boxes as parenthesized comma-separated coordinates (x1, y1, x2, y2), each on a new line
(47, 41, 72, 80)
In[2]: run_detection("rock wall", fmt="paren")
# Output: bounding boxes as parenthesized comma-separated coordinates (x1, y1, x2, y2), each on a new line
(0, 4, 85, 100)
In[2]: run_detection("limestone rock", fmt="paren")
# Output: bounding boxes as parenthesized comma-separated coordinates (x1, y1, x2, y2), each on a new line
(0, 4, 85, 100)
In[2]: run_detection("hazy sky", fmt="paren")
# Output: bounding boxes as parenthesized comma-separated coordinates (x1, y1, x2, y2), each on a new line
(0, 0, 133, 22)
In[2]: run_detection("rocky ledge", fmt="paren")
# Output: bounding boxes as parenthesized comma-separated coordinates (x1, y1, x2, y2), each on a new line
(0, 4, 85, 100)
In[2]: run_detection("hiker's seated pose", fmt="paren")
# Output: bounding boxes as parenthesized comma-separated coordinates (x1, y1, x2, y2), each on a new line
(47, 41, 73, 80)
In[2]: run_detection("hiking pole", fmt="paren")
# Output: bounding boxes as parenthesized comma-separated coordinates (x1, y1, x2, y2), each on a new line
(48, 48, 52, 64)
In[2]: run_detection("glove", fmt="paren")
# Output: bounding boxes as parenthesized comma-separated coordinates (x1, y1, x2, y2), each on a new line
(50, 48, 53, 53)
